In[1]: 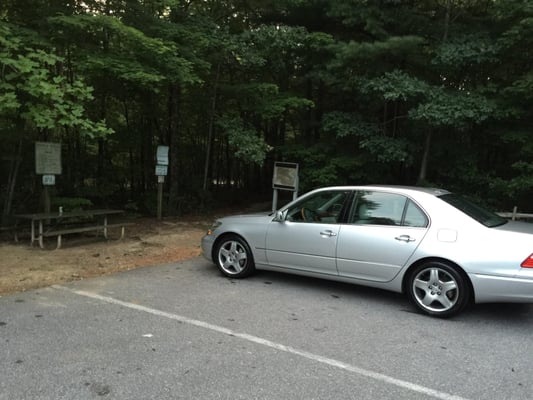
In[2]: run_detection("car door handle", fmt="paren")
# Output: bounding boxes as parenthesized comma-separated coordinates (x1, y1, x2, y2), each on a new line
(395, 235, 416, 243)
(320, 230, 337, 237)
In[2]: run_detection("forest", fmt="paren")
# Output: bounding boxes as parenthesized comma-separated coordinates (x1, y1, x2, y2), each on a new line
(1, 0, 532, 223)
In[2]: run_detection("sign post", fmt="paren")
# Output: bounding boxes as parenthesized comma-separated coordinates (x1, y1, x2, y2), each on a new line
(272, 162, 299, 212)
(155, 146, 169, 220)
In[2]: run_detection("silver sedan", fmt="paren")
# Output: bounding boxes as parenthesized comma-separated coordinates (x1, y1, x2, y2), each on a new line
(201, 186, 533, 317)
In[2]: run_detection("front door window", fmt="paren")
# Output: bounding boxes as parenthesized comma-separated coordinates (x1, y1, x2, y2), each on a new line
(286, 190, 350, 223)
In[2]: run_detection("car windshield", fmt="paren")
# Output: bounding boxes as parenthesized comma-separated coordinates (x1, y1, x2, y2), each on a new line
(439, 193, 507, 227)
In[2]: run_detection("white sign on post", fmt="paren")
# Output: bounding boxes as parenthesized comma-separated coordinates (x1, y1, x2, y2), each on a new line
(35, 142, 62, 175)
(157, 146, 169, 166)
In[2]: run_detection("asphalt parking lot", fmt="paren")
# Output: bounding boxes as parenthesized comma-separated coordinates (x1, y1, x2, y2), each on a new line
(1, 257, 532, 400)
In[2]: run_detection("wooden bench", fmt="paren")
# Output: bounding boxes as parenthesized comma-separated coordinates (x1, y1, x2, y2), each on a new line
(43, 222, 134, 249)
(15, 209, 127, 249)
(0, 225, 17, 241)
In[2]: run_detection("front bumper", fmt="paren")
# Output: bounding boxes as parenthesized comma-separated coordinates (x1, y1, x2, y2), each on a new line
(201, 234, 215, 262)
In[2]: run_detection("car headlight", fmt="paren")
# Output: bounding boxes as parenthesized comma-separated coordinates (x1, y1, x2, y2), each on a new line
(206, 220, 222, 236)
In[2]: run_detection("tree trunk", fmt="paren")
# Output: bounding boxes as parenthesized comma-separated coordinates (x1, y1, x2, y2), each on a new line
(2, 139, 22, 225)
(97, 137, 105, 189)
(203, 63, 221, 191)
(167, 84, 181, 215)
(417, 129, 433, 185)
(416, 1, 451, 185)
(443, 0, 451, 42)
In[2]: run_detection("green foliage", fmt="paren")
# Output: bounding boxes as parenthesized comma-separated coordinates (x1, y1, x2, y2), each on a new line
(236, 24, 314, 68)
(51, 197, 93, 211)
(280, 143, 371, 190)
(0, 22, 112, 138)
(361, 70, 428, 101)
(359, 135, 411, 164)
(507, 72, 533, 99)
(222, 83, 313, 119)
(322, 111, 410, 163)
(49, 14, 198, 87)
(432, 34, 499, 67)
(329, 35, 425, 69)
(489, 161, 533, 209)
(280, 145, 339, 189)
(216, 114, 272, 165)
(322, 112, 380, 138)
(1, 0, 533, 215)
(409, 89, 497, 130)
(326, 0, 389, 38)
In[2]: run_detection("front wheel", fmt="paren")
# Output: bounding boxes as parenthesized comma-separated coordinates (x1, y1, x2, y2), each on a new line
(407, 261, 470, 318)
(214, 235, 255, 278)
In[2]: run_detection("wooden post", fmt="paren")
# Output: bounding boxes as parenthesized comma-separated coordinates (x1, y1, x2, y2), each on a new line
(157, 179, 163, 220)
(43, 185, 51, 225)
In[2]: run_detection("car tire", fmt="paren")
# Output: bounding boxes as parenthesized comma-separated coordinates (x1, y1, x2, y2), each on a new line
(214, 234, 256, 278)
(407, 261, 470, 318)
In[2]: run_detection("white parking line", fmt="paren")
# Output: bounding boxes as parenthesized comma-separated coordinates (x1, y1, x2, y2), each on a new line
(54, 285, 469, 400)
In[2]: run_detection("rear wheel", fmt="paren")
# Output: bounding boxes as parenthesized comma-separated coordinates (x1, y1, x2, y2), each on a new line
(407, 261, 470, 318)
(214, 235, 255, 278)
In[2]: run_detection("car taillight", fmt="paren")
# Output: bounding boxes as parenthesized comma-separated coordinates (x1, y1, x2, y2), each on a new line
(521, 254, 533, 268)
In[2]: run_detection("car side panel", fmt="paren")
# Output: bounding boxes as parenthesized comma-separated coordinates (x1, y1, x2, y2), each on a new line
(336, 225, 428, 282)
(265, 221, 339, 275)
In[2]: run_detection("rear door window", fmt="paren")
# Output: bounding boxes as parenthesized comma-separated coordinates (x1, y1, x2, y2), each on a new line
(349, 191, 428, 227)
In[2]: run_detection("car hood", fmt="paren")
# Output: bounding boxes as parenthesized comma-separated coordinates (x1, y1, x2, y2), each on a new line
(218, 212, 274, 225)
(222, 211, 272, 220)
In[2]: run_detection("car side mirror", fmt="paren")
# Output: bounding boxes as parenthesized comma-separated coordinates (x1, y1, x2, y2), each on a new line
(273, 210, 286, 222)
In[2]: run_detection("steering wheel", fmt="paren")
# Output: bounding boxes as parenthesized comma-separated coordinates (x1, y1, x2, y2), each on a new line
(301, 207, 318, 222)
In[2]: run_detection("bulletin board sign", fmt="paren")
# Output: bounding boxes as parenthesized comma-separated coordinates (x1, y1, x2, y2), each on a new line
(35, 142, 62, 175)
(272, 162, 299, 191)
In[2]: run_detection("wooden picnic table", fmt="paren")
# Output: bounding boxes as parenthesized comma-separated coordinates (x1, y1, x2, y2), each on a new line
(15, 209, 128, 249)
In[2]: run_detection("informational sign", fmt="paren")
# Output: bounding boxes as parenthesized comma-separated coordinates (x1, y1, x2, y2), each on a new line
(271, 162, 299, 212)
(155, 165, 168, 176)
(35, 142, 62, 175)
(272, 162, 299, 190)
(156, 145, 169, 166)
(42, 175, 56, 186)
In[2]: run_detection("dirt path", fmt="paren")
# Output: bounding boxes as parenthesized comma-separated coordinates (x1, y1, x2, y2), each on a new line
(0, 218, 209, 296)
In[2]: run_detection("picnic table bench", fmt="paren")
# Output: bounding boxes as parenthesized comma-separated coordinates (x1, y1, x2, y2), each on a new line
(15, 209, 132, 249)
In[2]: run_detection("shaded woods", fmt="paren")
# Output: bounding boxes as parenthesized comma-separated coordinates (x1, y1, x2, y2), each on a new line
(1, 0, 532, 223)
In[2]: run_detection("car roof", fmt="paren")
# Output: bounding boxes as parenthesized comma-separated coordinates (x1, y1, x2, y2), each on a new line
(313, 185, 451, 197)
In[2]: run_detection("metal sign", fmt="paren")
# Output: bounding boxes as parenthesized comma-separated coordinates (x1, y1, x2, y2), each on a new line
(35, 142, 62, 175)
(155, 165, 168, 176)
(42, 175, 56, 186)
(156, 145, 169, 166)
(273, 162, 299, 190)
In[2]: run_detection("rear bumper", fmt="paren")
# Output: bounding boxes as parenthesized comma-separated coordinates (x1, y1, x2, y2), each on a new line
(470, 273, 533, 303)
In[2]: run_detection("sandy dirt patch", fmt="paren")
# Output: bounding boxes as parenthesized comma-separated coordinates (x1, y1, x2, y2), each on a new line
(0, 218, 210, 296)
